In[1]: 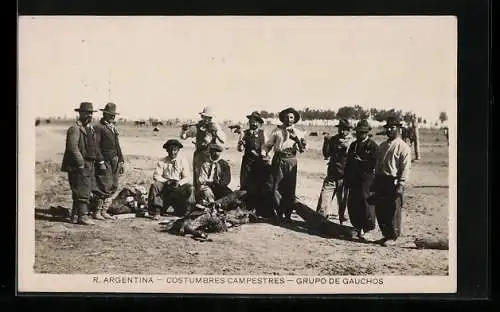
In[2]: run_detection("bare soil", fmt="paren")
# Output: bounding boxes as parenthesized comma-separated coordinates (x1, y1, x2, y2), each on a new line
(33, 123, 450, 275)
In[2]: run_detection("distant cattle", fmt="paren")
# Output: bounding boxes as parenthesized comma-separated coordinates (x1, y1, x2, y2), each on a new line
(153, 127, 160, 132)
(35, 119, 41, 126)
(309, 132, 319, 137)
(134, 120, 146, 127)
(45, 119, 51, 124)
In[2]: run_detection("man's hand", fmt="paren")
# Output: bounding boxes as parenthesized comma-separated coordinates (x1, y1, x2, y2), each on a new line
(96, 162, 107, 175)
(168, 179, 180, 188)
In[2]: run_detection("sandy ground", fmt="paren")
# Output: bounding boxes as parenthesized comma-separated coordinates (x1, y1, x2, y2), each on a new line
(32, 123, 450, 275)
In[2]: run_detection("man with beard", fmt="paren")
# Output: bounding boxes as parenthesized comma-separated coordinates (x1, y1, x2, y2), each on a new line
(344, 119, 379, 240)
(148, 139, 196, 220)
(197, 143, 232, 204)
(316, 118, 354, 223)
(61, 102, 99, 225)
(237, 111, 271, 215)
(181, 106, 226, 195)
(263, 107, 306, 224)
(92, 103, 125, 220)
(371, 116, 412, 247)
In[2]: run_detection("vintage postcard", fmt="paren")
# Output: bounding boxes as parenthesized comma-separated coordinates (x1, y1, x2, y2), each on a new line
(18, 16, 457, 294)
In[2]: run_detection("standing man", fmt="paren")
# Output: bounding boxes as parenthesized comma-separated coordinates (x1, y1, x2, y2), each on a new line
(92, 102, 125, 220)
(371, 116, 412, 247)
(148, 139, 196, 220)
(344, 119, 379, 240)
(316, 118, 354, 223)
(237, 111, 268, 212)
(263, 107, 306, 224)
(197, 143, 232, 204)
(61, 102, 99, 225)
(181, 106, 226, 193)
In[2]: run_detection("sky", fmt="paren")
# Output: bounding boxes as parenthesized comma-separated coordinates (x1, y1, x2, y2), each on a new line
(18, 16, 457, 123)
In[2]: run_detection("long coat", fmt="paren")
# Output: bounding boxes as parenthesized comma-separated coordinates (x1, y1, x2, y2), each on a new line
(94, 119, 124, 163)
(61, 121, 98, 172)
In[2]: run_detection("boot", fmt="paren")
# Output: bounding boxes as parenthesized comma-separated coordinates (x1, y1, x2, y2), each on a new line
(100, 197, 115, 220)
(70, 203, 79, 224)
(92, 198, 106, 220)
(77, 202, 95, 225)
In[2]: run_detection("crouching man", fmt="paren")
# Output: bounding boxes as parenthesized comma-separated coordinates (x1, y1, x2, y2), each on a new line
(148, 139, 196, 220)
(197, 143, 232, 204)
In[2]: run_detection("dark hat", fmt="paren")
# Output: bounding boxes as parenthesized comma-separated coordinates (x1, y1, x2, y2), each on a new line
(354, 119, 372, 132)
(208, 143, 223, 152)
(246, 111, 264, 124)
(74, 102, 97, 112)
(100, 102, 119, 115)
(383, 115, 403, 128)
(335, 118, 352, 129)
(278, 107, 301, 124)
(163, 139, 183, 149)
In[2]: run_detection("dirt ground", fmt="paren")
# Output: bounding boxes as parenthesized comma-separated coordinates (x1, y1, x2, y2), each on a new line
(32, 122, 450, 276)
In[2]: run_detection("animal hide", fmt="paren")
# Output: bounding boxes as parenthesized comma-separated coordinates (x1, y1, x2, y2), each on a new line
(108, 185, 148, 215)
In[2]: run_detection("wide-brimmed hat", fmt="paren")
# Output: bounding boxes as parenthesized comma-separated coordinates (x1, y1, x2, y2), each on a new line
(278, 107, 301, 124)
(354, 119, 372, 132)
(335, 118, 352, 129)
(246, 111, 264, 124)
(74, 102, 97, 112)
(199, 106, 215, 118)
(383, 116, 403, 128)
(100, 102, 119, 115)
(163, 139, 183, 149)
(208, 143, 223, 152)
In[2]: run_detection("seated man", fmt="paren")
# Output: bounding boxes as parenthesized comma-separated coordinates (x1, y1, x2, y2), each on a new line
(148, 139, 196, 220)
(197, 143, 232, 204)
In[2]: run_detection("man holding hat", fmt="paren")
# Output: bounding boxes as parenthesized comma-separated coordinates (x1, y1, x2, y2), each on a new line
(344, 119, 379, 239)
(148, 139, 195, 220)
(371, 116, 412, 246)
(316, 118, 354, 222)
(91, 102, 125, 220)
(181, 106, 226, 193)
(263, 107, 306, 223)
(197, 143, 232, 204)
(61, 102, 99, 225)
(237, 111, 270, 212)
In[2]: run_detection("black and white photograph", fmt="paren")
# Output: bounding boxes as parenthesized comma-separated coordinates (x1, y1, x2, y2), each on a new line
(18, 16, 457, 294)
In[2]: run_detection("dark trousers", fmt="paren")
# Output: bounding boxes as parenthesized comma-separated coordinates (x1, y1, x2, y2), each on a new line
(372, 175, 403, 240)
(93, 156, 119, 199)
(148, 182, 196, 217)
(67, 160, 95, 216)
(270, 153, 298, 219)
(197, 183, 233, 203)
(347, 175, 376, 232)
(240, 155, 271, 212)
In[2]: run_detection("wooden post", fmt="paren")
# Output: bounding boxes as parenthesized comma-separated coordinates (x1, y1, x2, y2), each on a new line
(412, 115, 421, 160)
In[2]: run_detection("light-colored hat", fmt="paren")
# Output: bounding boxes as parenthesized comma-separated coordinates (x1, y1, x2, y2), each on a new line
(199, 106, 215, 118)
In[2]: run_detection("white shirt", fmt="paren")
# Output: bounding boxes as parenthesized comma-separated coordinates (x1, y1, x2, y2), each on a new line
(152, 155, 191, 185)
(375, 137, 412, 185)
(264, 125, 306, 154)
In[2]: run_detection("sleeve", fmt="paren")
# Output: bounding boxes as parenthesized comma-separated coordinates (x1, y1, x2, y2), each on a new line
(179, 158, 192, 185)
(397, 144, 412, 185)
(260, 130, 268, 156)
(213, 122, 226, 144)
(294, 129, 307, 153)
(66, 126, 85, 168)
(94, 125, 104, 163)
(219, 160, 231, 186)
(322, 137, 331, 159)
(367, 140, 379, 171)
(198, 162, 210, 185)
(116, 129, 124, 163)
(263, 129, 277, 154)
(152, 160, 168, 183)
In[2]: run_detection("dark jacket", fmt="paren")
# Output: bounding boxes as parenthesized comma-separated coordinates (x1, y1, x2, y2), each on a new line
(322, 133, 353, 180)
(240, 128, 266, 159)
(344, 138, 379, 188)
(94, 119, 124, 163)
(61, 121, 98, 172)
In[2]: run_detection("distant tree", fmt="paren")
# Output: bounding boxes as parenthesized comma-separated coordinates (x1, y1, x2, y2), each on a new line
(403, 111, 416, 124)
(369, 108, 378, 118)
(417, 116, 422, 124)
(439, 111, 448, 124)
(353, 105, 370, 120)
(423, 119, 427, 124)
(336, 106, 357, 120)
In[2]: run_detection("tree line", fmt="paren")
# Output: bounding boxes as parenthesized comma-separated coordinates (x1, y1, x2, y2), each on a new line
(257, 106, 448, 126)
